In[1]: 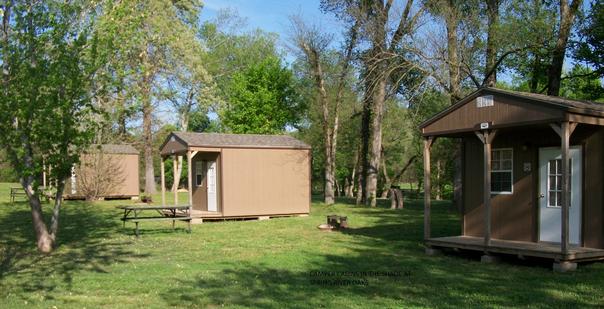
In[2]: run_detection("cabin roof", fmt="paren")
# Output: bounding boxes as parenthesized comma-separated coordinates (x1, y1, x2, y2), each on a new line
(168, 132, 311, 150)
(89, 144, 139, 155)
(420, 87, 604, 130)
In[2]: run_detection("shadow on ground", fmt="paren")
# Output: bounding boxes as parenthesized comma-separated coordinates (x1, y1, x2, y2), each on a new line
(160, 197, 602, 308)
(0, 200, 147, 295)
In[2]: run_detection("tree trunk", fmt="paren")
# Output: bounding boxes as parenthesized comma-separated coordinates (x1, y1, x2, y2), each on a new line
(547, 0, 582, 96)
(380, 155, 391, 198)
(446, 0, 460, 103)
(142, 82, 156, 194)
(22, 173, 54, 253)
(484, 0, 500, 87)
(172, 91, 194, 191)
(357, 92, 371, 205)
(445, 2, 463, 209)
(435, 159, 442, 200)
(365, 77, 387, 207)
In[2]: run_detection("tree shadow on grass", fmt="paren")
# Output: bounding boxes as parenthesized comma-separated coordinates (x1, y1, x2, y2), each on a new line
(0, 200, 148, 298)
(159, 197, 603, 308)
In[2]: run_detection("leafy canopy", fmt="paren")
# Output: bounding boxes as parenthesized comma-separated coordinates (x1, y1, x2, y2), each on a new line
(221, 57, 303, 134)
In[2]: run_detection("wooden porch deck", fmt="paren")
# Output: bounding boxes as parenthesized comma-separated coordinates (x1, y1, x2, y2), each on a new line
(190, 210, 223, 218)
(426, 236, 604, 262)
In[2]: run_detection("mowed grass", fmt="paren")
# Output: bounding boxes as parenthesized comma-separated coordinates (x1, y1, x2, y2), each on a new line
(0, 183, 603, 308)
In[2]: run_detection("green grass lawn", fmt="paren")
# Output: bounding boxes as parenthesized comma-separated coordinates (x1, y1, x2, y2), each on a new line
(1, 183, 603, 308)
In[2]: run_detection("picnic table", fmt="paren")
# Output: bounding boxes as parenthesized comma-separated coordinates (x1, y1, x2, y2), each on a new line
(117, 204, 192, 237)
(10, 187, 27, 202)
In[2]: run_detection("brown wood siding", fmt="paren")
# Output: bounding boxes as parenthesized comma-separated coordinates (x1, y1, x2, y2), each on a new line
(424, 95, 564, 135)
(463, 125, 604, 248)
(191, 152, 221, 212)
(582, 127, 604, 248)
(221, 148, 310, 217)
(463, 132, 537, 241)
(160, 139, 188, 156)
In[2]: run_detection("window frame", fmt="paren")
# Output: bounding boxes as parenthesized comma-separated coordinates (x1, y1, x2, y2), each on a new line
(546, 158, 573, 209)
(195, 160, 204, 187)
(491, 148, 513, 195)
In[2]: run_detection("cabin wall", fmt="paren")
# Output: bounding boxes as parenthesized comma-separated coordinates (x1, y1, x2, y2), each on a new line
(65, 153, 139, 198)
(424, 94, 564, 136)
(582, 127, 604, 248)
(463, 125, 604, 248)
(221, 148, 311, 217)
(463, 132, 536, 241)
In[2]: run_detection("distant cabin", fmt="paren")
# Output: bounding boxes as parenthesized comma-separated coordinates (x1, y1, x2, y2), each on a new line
(159, 132, 311, 219)
(63, 144, 140, 200)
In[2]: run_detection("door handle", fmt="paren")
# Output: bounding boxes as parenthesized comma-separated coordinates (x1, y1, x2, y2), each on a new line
(539, 193, 545, 199)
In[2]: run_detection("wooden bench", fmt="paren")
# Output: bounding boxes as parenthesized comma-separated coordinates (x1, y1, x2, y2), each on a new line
(10, 187, 27, 203)
(117, 205, 192, 237)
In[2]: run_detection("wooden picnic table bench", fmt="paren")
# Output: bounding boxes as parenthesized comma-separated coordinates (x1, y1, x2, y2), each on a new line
(116, 204, 192, 237)
(10, 187, 27, 203)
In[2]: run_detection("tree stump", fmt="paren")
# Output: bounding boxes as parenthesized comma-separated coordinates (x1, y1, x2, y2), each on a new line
(339, 216, 348, 229)
(390, 188, 404, 209)
(327, 215, 340, 228)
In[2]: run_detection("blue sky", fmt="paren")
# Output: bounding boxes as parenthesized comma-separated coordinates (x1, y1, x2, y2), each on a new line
(201, 0, 343, 54)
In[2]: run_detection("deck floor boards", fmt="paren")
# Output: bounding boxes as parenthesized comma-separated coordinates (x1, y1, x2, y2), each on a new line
(426, 236, 604, 262)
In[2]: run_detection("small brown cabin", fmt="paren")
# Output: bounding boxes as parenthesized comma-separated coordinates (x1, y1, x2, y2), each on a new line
(63, 144, 140, 199)
(159, 132, 311, 219)
(420, 87, 604, 271)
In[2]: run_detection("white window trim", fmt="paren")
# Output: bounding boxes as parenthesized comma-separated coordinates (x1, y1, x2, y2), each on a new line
(491, 148, 513, 195)
(546, 158, 572, 209)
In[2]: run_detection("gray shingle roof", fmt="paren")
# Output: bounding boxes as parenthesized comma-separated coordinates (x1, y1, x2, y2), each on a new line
(172, 132, 311, 149)
(89, 144, 139, 155)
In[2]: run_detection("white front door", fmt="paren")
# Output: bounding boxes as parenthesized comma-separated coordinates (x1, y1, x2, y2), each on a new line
(207, 160, 218, 212)
(538, 147, 582, 244)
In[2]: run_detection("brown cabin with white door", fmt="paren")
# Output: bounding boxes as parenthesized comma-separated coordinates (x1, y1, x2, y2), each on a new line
(159, 132, 311, 218)
(419, 87, 604, 271)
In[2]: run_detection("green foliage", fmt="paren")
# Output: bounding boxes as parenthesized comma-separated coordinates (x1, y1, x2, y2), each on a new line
(560, 65, 604, 101)
(221, 57, 303, 134)
(574, 0, 604, 77)
(0, 1, 98, 189)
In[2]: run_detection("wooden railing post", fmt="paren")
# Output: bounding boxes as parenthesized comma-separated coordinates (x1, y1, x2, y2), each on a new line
(550, 122, 576, 257)
(174, 155, 178, 206)
(424, 137, 434, 240)
(161, 156, 166, 206)
(475, 130, 497, 248)
(187, 151, 193, 208)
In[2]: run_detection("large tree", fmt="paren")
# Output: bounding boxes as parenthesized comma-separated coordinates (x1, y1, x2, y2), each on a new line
(547, 0, 583, 96)
(290, 16, 358, 205)
(0, 0, 98, 252)
(95, 0, 207, 194)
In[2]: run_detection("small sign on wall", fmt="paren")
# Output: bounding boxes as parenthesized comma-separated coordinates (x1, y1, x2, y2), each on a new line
(523, 162, 531, 172)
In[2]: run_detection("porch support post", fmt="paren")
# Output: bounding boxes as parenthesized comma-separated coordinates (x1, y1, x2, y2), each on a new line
(173, 155, 178, 206)
(187, 151, 193, 207)
(423, 136, 435, 241)
(475, 129, 497, 248)
(161, 156, 166, 206)
(550, 122, 576, 256)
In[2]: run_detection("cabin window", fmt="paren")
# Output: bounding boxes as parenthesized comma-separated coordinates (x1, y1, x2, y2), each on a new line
(195, 161, 204, 186)
(476, 95, 494, 108)
(491, 148, 513, 194)
(547, 158, 572, 208)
